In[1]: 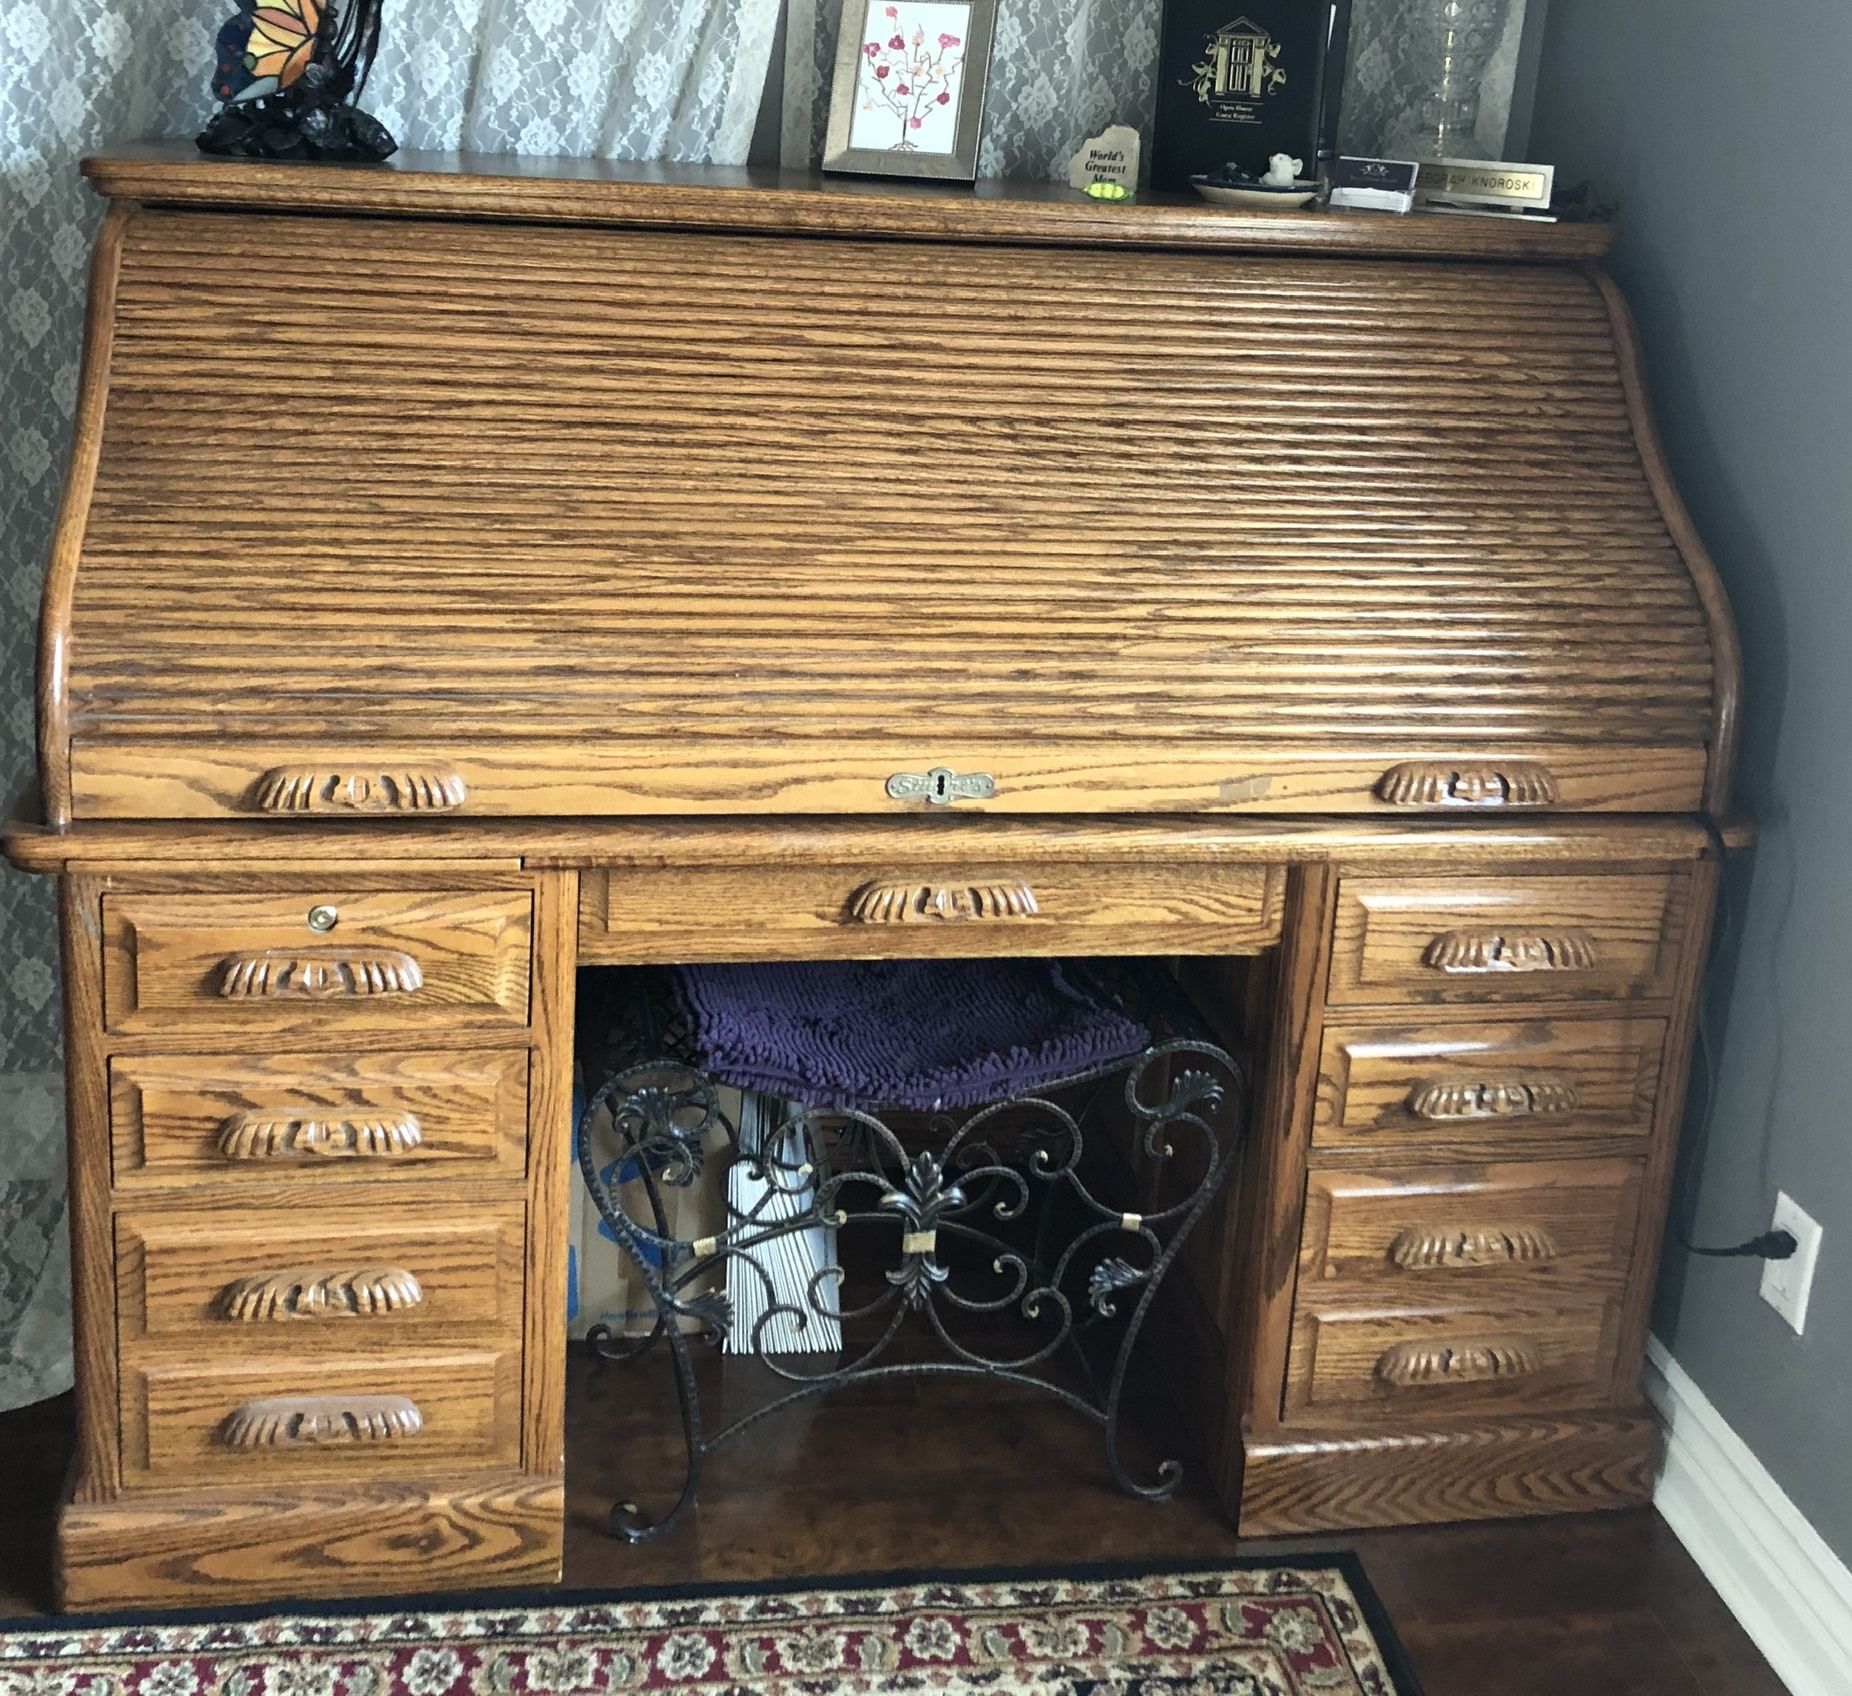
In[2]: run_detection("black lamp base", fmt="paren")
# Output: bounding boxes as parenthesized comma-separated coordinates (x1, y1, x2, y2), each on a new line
(198, 95, 396, 163)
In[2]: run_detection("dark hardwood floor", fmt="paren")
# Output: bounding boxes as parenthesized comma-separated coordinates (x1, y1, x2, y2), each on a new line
(0, 1362, 1786, 1696)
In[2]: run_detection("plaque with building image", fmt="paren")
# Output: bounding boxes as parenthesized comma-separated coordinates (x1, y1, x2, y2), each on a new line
(1151, 3, 1350, 193)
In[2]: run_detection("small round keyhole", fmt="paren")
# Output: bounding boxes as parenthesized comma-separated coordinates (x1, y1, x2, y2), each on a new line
(307, 904, 339, 933)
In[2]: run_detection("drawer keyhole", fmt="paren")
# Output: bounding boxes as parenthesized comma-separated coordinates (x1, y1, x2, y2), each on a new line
(306, 905, 340, 933)
(885, 766, 997, 806)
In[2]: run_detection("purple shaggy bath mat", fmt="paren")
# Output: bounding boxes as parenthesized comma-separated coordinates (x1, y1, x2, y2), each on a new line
(670, 959, 1150, 1110)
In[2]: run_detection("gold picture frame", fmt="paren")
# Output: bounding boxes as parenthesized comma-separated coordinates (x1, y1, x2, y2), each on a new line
(823, 0, 997, 181)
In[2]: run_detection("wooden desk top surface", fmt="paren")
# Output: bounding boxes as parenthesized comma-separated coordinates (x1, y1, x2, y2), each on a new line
(83, 144, 1613, 264)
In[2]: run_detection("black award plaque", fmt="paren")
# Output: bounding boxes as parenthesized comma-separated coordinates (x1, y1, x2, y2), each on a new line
(1150, 3, 1350, 192)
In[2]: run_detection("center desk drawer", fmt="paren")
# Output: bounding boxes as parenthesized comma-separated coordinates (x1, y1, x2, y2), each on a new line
(116, 1205, 524, 1343)
(102, 889, 533, 1034)
(582, 861, 1286, 962)
(1328, 873, 1685, 1006)
(109, 1049, 529, 1186)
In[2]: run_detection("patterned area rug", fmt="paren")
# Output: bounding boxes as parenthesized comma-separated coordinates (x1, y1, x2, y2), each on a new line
(0, 1561, 1421, 1695)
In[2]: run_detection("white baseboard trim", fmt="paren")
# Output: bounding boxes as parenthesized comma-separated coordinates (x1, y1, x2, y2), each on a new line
(1644, 1335, 1852, 1696)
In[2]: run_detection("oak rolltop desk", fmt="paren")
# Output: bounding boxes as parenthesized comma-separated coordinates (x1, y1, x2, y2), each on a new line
(4, 146, 1740, 1610)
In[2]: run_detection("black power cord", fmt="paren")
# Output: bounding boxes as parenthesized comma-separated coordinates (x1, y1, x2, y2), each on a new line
(1689, 1229, 1797, 1261)
(1673, 817, 1797, 1264)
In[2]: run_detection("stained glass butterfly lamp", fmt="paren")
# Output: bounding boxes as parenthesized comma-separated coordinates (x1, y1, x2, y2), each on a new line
(198, 0, 397, 161)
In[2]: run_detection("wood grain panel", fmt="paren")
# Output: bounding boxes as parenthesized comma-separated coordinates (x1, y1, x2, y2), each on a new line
(1327, 873, 1685, 1005)
(58, 1472, 562, 1608)
(101, 888, 532, 1034)
(56, 208, 1719, 817)
(3, 809, 1730, 877)
(108, 1047, 528, 1185)
(38, 204, 129, 829)
(1612, 855, 1721, 1409)
(1237, 1410, 1657, 1534)
(82, 146, 1615, 261)
(1313, 1014, 1667, 1158)
(59, 876, 118, 1501)
(582, 859, 1284, 962)
(1298, 1160, 1643, 1306)
(69, 741, 1709, 820)
(119, 1349, 520, 1487)
(521, 870, 576, 1480)
(1224, 866, 1341, 1470)
(116, 1205, 522, 1341)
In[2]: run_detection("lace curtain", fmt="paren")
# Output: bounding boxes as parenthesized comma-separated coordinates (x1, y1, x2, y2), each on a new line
(367, 0, 780, 158)
(782, 0, 1526, 176)
(0, 0, 781, 1410)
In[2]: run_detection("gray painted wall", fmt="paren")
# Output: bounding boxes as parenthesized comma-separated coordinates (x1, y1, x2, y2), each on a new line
(1531, 0, 1852, 1561)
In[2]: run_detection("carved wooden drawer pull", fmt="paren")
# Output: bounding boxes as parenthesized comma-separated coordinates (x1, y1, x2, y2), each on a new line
(1389, 1225, 1562, 1271)
(1407, 1078, 1579, 1120)
(217, 949, 424, 999)
(1375, 1335, 1543, 1386)
(1422, 928, 1599, 974)
(254, 767, 467, 814)
(220, 1394, 423, 1449)
(216, 1111, 424, 1160)
(847, 879, 1040, 923)
(1376, 761, 1559, 808)
(219, 1265, 425, 1321)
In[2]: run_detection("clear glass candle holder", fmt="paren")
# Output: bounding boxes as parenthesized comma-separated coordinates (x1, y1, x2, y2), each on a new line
(1386, 0, 1505, 160)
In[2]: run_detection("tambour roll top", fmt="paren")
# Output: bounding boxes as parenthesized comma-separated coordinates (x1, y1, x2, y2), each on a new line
(39, 148, 1738, 825)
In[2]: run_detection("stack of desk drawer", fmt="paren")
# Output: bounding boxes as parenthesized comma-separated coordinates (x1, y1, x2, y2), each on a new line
(1292, 871, 1694, 1427)
(97, 878, 539, 1490)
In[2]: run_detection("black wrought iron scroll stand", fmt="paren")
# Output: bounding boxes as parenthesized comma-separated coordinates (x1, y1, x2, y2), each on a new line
(573, 968, 1248, 1540)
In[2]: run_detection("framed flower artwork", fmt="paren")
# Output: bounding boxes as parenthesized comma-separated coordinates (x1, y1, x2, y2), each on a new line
(823, 0, 998, 181)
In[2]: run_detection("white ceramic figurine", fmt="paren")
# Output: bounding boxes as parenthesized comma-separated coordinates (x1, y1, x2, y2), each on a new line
(1262, 153, 1304, 187)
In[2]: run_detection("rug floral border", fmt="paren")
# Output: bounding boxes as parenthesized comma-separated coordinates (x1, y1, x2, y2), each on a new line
(0, 1557, 1423, 1696)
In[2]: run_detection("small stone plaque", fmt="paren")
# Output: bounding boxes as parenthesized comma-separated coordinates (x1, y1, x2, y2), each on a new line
(1068, 124, 1141, 195)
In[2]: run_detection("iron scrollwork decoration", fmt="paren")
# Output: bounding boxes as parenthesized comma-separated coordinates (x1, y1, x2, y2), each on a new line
(573, 978, 1248, 1541)
(199, 0, 397, 162)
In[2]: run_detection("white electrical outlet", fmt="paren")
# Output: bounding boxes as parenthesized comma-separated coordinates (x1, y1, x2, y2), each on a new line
(1759, 1192, 1824, 1335)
